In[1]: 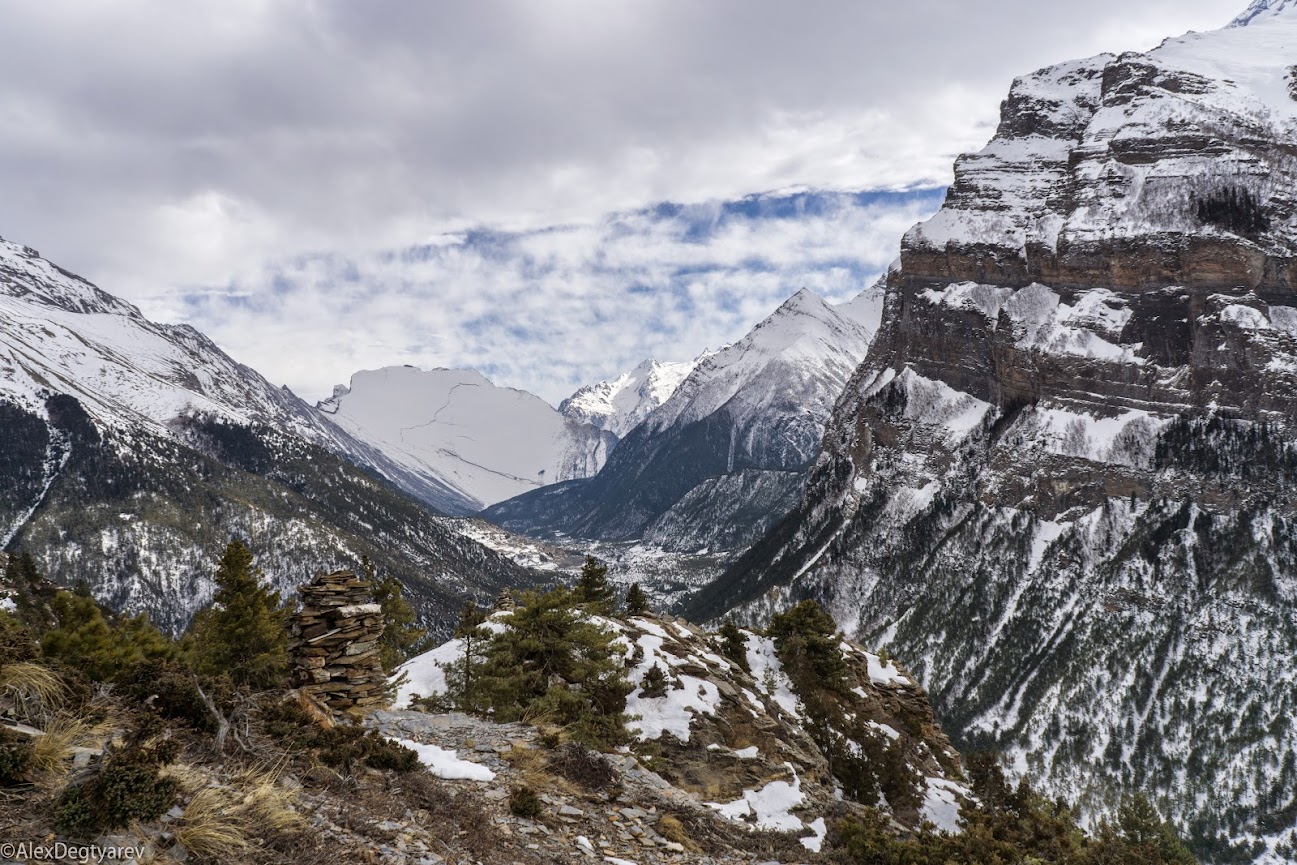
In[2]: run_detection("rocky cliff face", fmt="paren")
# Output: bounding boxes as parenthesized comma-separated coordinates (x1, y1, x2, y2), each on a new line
(689, 7, 1297, 863)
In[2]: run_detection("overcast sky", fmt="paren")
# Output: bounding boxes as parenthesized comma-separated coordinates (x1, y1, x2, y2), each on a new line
(0, 0, 1244, 403)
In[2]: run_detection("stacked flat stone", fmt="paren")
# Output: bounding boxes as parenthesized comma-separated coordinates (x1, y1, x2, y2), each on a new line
(289, 570, 387, 711)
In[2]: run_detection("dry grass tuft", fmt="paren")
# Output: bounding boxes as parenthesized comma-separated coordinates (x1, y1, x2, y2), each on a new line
(656, 813, 701, 851)
(0, 662, 68, 720)
(29, 714, 109, 781)
(174, 786, 254, 860)
(173, 763, 303, 861)
(502, 744, 574, 795)
(233, 763, 305, 834)
(159, 761, 210, 796)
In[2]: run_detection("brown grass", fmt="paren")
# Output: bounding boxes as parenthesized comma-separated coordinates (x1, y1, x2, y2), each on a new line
(29, 714, 110, 782)
(656, 814, 701, 852)
(502, 744, 574, 795)
(0, 662, 67, 720)
(173, 763, 303, 861)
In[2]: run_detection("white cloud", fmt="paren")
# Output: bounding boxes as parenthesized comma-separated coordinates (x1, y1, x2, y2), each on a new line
(177, 190, 940, 404)
(0, 0, 1246, 402)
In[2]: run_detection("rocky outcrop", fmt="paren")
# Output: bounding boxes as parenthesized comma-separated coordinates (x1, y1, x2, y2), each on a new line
(690, 7, 1297, 863)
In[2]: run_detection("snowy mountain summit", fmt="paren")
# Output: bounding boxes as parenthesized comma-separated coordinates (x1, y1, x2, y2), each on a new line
(559, 357, 698, 438)
(485, 287, 876, 552)
(318, 366, 616, 513)
(1229, 0, 1297, 26)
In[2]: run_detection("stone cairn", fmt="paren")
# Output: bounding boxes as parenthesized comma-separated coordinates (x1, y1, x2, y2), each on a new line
(288, 570, 387, 712)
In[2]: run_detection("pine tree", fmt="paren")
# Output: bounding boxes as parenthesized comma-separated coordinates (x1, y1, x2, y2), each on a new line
(767, 599, 846, 691)
(41, 592, 173, 682)
(574, 556, 613, 612)
(184, 539, 287, 690)
(717, 618, 751, 673)
(478, 586, 631, 748)
(451, 602, 489, 712)
(639, 664, 668, 698)
(364, 557, 428, 672)
(625, 583, 649, 616)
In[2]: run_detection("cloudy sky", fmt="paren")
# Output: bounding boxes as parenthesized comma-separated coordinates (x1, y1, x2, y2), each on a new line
(0, 0, 1243, 403)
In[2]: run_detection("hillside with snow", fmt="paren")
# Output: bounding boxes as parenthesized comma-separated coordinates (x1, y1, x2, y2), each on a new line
(0, 236, 542, 631)
(394, 606, 967, 843)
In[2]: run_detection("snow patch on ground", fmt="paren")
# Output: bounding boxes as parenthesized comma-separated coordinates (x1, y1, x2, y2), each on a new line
(866, 653, 910, 687)
(706, 763, 805, 831)
(387, 737, 496, 781)
(745, 634, 802, 717)
(920, 777, 968, 834)
(393, 638, 465, 707)
(626, 633, 722, 741)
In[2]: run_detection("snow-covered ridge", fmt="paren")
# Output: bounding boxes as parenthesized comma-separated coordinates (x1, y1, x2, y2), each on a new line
(647, 287, 873, 435)
(904, 8, 1297, 275)
(559, 357, 699, 438)
(1229, 0, 1297, 27)
(0, 237, 356, 450)
(317, 365, 616, 513)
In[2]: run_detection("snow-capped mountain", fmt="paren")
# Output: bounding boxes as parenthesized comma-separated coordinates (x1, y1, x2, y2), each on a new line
(559, 357, 698, 438)
(0, 236, 541, 631)
(689, 6, 1297, 863)
(484, 287, 876, 553)
(317, 366, 616, 513)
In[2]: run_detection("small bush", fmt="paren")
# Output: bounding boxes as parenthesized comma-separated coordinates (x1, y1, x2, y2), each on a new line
(0, 612, 40, 662)
(262, 708, 419, 773)
(716, 619, 751, 674)
(548, 742, 619, 792)
(640, 664, 669, 698)
(509, 785, 542, 818)
(55, 724, 180, 836)
(361, 736, 421, 772)
(120, 659, 225, 733)
(0, 727, 34, 785)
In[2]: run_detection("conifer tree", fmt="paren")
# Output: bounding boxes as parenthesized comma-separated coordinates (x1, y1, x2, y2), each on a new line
(41, 592, 173, 682)
(625, 583, 649, 616)
(574, 556, 613, 612)
(767, 599, 846, 691)
(717, 618, 751, 673)
(639, 663, 668, 698)
(451, 602, 489, 712)
(478, 586, 631, 748)
(185, 539, 287, 690)
(363, 557, 428, 672)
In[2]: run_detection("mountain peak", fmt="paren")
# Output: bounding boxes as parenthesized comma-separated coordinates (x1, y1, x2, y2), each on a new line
(1228, 0, 1297, 26)
(0, 236, 139, 317)
(559, 356, 696, 438)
